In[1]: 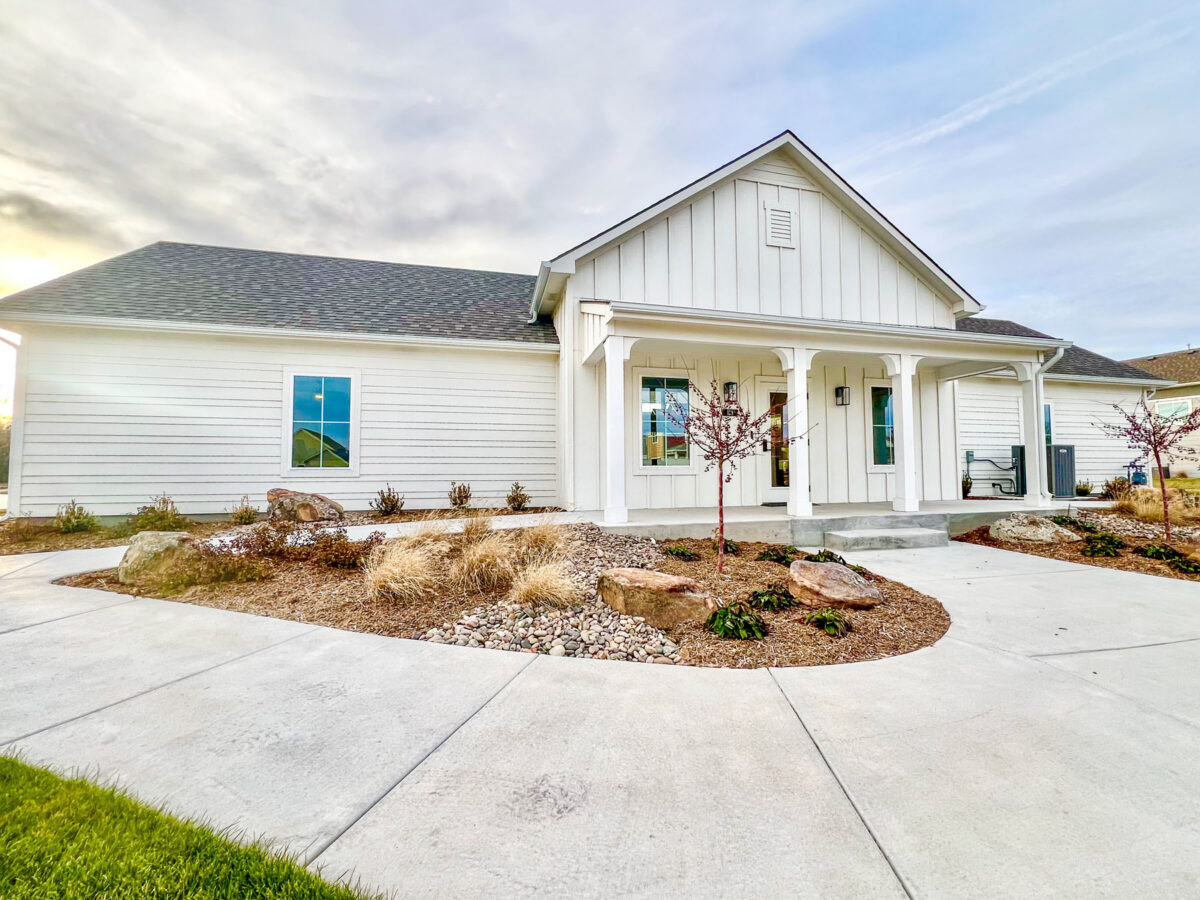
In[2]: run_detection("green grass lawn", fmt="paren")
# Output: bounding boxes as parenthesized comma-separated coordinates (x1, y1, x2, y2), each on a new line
(1163, 477, 1200, 490)
(0, 756, 376, 900)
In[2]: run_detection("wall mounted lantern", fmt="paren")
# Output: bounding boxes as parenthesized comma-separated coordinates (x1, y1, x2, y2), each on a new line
(722, 381, 739, 416)
(834, 385, 851, 407)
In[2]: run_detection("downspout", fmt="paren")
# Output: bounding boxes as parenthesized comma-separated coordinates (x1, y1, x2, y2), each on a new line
(1035, 346, 1066, 503)
(0, 331, 18, 522)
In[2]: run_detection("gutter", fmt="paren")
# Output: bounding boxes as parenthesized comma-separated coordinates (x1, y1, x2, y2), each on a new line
(527, 261, 551, 322)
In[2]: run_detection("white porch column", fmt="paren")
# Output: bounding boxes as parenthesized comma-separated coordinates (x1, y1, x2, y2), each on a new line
(775, 347, 816, 517)
(1016, 362, 1050, 507)
(882, 353, 921, 513)
(602, 335, 633, 523)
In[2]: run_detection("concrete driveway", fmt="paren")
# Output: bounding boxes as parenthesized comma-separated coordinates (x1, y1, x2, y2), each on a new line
(2, 542, 1200, 898)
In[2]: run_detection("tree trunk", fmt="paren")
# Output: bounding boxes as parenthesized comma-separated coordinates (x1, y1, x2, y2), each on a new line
(1153, 446, 1172, 542)
(716, 460, 726, 574)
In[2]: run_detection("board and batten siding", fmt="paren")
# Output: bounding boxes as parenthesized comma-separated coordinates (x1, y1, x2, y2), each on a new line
(12, 325, 558, 516)
(568, 150, 956, 328)
(956, 376, 1145, 496)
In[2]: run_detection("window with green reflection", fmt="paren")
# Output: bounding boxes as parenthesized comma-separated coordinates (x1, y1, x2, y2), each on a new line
(871, 385, 894, 466)
(291, 375, 351, 467)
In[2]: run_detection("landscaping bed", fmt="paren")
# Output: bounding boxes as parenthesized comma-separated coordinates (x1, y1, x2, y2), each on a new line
(61, 520, 949, 669)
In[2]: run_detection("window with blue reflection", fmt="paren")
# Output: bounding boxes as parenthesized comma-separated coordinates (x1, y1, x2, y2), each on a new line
(641, 376, 690, 466)
(292, 375, 352, 468)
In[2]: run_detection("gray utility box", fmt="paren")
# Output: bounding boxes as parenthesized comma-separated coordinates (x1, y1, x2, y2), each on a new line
(1010, 444, 1076, 498)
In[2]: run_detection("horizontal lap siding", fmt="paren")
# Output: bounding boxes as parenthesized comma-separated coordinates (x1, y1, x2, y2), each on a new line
(956, 379, 1022, 497)
(14, 326, 558, 516)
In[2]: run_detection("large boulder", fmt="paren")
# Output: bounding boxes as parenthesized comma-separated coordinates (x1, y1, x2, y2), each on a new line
(788, 560, 883, 609)
(267, 488, 344, 523)
(118, 531, 199, 585)
(988, 513, 1081, 544)
(597, 568, 716, 628)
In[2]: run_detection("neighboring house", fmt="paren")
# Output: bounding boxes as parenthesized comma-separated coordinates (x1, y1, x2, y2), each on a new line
(0, 132, 1169, 520)
(1123, 346, 1200, 477)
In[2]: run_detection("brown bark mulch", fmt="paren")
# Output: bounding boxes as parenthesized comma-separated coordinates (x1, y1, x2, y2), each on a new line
(655, 538, 950, 668)
(954, 526, 1200, 582)
(0, 521, 227, 557)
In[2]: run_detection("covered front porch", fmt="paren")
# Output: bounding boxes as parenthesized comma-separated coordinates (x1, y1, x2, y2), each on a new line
(577, 302, 1072, 525)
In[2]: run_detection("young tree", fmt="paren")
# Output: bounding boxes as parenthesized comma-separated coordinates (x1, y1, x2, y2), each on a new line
(1097, 397, 1200, 542)
(667, 379, 803, 573)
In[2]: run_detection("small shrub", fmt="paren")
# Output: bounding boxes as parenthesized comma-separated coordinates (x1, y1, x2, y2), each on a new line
(712, 537, 740, 555)
(506, 482, 530, 512)
(1101, 477, 1131, 500)
(961, 472, 973, 499)
(1081, 532, 1125, 557)
(370, 484, 405, 517)
(509, 561, 577, 610)
(1075, 481, 1093, 497)
(663, 544, 699, 561)
(848, 563, 873, 578)
(364, 542, 436, 603)
(309, 528, 384, 569)
(54, 499, 97, 534)
(459, 515, 493, 545)
(4, 514, 41, 543)
(805, 607, 850, 637)
(448, 481, 472, 510)
(706, 603, 768, 640)
(401, 519, 450, 548)
(452, 533, 516, 591)
(747, 582, 796, 612)
(1051, 514, 1099, 534)
(221, 518, 302, 559)
(129, 494, 190, 533)
(755, 545, 799, 566)
(1135, 543, 1200, 574)
(512, 522, 567, 564)
(806, 549, 847, 565)
(228, 496, 259, 526)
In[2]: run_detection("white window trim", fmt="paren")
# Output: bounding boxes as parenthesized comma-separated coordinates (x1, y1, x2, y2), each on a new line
(864, 377, 896, 474)
(281, 366, 362, 477)
(632, 366, 698, 475)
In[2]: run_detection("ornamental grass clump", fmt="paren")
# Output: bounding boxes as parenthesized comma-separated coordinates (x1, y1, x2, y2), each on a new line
(512, 522, 567, 565)
(705, 603, 768, 640)
(452, 533, 516, 592)
(508, 560, 577, 610)
(54, 500, 97, 534)
(459, 515, 494, 545)
(364, 542, 436, 604)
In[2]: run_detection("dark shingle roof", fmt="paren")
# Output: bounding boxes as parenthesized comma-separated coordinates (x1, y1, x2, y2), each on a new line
(1123, 347, 1200, 384)
(955, 317, 1162, 382)
(0, 242, 556, 345)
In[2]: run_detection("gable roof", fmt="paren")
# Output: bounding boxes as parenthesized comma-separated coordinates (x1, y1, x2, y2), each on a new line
(532, 130, 984, 318)
(1123, 347, 1200, 384)
(0, 241, 556, 346)
(955, 317, 1164, 382)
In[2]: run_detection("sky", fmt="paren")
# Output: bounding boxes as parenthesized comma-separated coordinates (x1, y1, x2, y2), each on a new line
(1, 0, 1198, 404)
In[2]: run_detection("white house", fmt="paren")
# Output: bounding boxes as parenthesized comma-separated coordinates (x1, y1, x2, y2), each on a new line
(0, 132, 1168, 531)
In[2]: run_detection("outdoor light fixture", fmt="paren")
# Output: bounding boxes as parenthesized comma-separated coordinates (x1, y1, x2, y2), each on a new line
(722, 381, 739, 416)
(834, 385, 850, 406)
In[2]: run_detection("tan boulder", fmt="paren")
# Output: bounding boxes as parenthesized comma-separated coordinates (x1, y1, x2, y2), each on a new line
(988, 513, 1081, 544)
(118, 531, 199, 585)
(788, 559, 883, 609)
(267, 488, 344, 522)
(597, 567, 716, 628)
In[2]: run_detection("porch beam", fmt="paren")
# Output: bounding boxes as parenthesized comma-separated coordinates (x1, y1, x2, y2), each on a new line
(774, 347, 818, 518)
(882, 353, 921, 513)
(602, 335, 635, 523)
(935, 360, 1012, 382)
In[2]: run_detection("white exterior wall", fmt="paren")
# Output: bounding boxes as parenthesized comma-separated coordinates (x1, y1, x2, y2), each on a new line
(570, 151, 956, 328)
(956, 375, 1146, 496)
(10, 325, 558, 516)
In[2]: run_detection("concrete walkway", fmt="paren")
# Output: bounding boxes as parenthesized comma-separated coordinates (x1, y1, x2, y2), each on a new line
(2, 542, 1200, 898)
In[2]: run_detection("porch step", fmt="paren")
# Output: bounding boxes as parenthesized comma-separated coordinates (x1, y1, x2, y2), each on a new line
(823, 526, 948, 551)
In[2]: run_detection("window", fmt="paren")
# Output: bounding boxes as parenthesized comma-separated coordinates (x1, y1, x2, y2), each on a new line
(1156, 399, 1192, 420)
(1044, 403, 1054, 447)
(641, 376, 689, 466)
(291, 375, 352, 468)
(871, 385, 894, 467)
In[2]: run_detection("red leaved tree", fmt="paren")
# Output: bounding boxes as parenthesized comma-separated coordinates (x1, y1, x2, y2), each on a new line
(667, 380, 802, 574)
(1097, 397, 1200, 541)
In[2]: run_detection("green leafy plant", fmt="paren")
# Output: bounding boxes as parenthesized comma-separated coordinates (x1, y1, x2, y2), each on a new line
(805, 607, 850, 637)
(227, 496, 259, 526)
(663, 544, 699, 561)
(448, 481, 472, 510)
(712, 537, 740, 555)
(805, 549, 847, 565)
(747, 582, 796, 612)
(370, 484, 405, 516)
(1075, 481, 1094, 497)
(1051, 514, 1098, 534)
(1081, 532, 1125, 557)
(53, 499, 97, 534)
(128, 494, 190, 533)
(1135, 543, 1200, 574)
(755, 544, 799, 565)
(705, 603, 769, 640)
(506, 481, 531, 512)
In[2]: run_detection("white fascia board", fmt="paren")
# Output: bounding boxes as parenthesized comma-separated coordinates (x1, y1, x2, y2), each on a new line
(1045, 373, 1174, 388)
(0, 313, 561, 355)
(549, 130, 984, 316)
(606, 301, 1068, 351)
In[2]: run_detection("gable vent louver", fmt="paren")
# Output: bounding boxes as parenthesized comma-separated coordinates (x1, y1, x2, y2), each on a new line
(763, 202, 796, 249)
